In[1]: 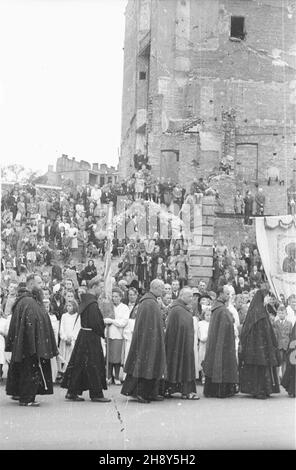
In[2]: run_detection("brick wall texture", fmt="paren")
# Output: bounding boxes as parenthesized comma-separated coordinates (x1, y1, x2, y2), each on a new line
(120, 0, 296, 217)
(120, 0, 296, 282)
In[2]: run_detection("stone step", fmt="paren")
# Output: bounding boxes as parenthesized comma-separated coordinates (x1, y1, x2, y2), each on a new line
(189, 266, 213, 278)
(190, 256, 213, 267)
(188, 246, 213, 256)
(188, 200, 215, 277)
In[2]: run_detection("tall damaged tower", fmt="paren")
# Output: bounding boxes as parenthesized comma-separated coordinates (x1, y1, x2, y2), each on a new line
(120, 0, 296, 215)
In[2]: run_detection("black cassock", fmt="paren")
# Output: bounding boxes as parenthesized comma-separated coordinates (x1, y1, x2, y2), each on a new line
(239, 289, 280, 397)
(61, 293, 107, 398)
(121, 292, 166, 400)
(165, 299, 196, 395)
(203, 300, 238, 398)
(6, 291, 58, 402)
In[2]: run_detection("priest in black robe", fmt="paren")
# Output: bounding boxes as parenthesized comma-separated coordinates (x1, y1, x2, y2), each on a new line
(281, 322, 296, 397)
(165, 287, 199, 399)
(121, 279, 166, 403)
(203, 287, 238, 398)
(6, 274, 58, 406)
(239, 289, 280, 399)
(61, 277, 110, 402)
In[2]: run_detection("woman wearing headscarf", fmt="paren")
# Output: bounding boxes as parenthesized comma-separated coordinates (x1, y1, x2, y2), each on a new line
(239, 288, 281, 399)
(83, 260, 97, 282)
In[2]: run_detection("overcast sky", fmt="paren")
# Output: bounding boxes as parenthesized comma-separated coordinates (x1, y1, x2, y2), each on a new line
(0, 0, 127, 174)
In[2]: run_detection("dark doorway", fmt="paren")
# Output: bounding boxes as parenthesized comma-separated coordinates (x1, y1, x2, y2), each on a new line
(160, 150, 180, 182)
(231, 16, 246, 40)
(89, 173, 97, 185)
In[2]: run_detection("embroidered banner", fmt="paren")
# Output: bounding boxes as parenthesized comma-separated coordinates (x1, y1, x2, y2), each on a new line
(255, 215, 296, 300)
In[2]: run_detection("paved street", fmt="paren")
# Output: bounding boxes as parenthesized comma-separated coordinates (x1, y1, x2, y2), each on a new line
(1, 260, 295, 450)
(0, 381, 295, 450)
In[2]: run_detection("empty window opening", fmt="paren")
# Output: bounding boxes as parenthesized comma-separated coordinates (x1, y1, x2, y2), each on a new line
(139, 71, 146, 80)
(231, 16, 245, 40)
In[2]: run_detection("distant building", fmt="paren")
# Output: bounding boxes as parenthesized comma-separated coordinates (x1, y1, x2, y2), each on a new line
(39, 155, 119, 187)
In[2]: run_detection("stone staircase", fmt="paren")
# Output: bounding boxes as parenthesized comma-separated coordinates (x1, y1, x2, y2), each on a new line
(188, 196, 215, 287)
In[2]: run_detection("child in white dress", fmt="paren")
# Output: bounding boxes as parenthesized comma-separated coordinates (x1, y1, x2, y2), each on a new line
(59, 301, 81, 371)
(122, 288, 139, 370)
(198, 309, 211, 384)
(44, 299, 60, 382)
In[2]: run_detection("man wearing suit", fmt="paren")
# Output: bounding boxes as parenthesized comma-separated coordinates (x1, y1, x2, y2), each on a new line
(249, 265, 262, 288)
(218, 269, 233, 289)
(212, 256, 226, 291)
(171, 280, 180, 300)
(274, 306, 293, 378)
(237, 259, 249, 281)
(235, 277, 250, 294)
(232, 268, 240, 294)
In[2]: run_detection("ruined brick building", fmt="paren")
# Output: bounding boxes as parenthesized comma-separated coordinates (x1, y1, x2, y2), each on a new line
(55, 155, 118, 187)
(33, 155, 119, 188)
(40, 155, 118, 187)
(119, 0, 296, 216)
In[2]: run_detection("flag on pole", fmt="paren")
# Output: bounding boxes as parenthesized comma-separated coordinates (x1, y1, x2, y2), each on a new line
(102, 202, 114, 383)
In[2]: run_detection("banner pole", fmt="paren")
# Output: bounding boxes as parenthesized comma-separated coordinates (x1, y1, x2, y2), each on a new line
(104, 202, 113, 386)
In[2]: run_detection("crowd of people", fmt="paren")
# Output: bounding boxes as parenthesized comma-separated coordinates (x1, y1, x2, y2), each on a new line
(0, 273, 295, 406)
(1, 175, 295, 406)
(234, 187, 266, 224)
(0, 169, 218, 301)
(0, 171, 218, 279)
(1, 168, 268, 294)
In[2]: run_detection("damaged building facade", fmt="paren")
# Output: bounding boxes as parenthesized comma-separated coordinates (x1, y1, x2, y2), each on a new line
(120, 0, 296, 216)
(55, 155, 119, 187)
